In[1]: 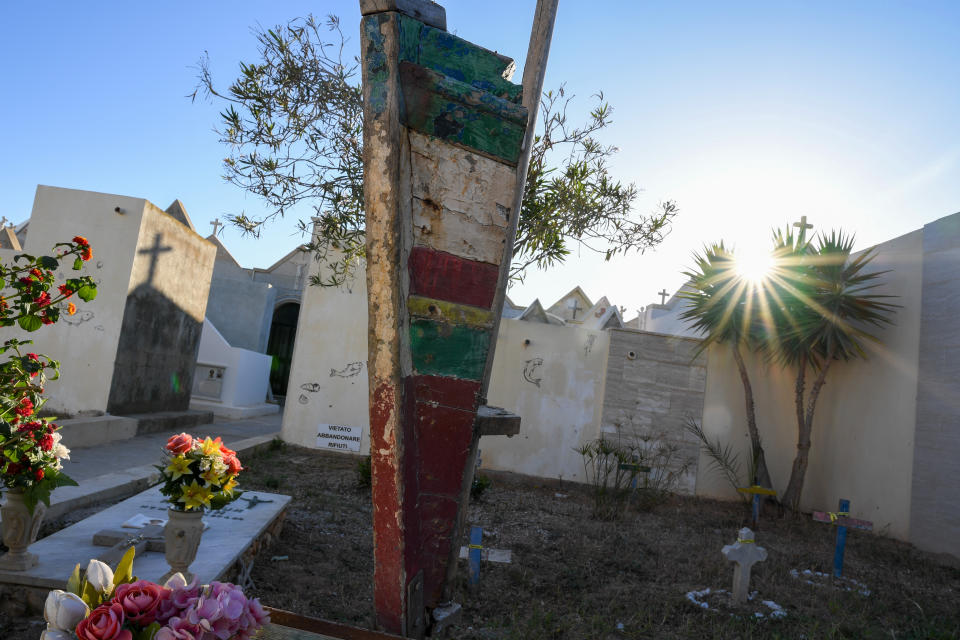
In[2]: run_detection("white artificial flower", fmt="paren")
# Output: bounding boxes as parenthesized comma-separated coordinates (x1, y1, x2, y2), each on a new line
(53, 443, 70, 460)
(163, 572, 187, 589)
(211, 458, 227, 475)
(51, 431, 62, 446)
(40, 627, 74, 640)
(85, 559, 114, 595)
(43, 590, 89, 631)
(199, 458, 212, 471)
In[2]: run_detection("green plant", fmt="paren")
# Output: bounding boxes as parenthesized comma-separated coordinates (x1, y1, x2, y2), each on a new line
(684, 417, 756, 501)
(575, 438, 636, 520)
(192, 15, 676, 286)
(356, 455, 371, 488)
(629, 429, 695, 510)
(470, 473, 491, 501)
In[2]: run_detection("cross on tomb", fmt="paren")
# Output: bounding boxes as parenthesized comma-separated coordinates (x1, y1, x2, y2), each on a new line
(812, 498, 873, 578)
(0, 216, 8, 227)
(92, 523, 165, 566)
(568, 298, 583, 320)
(658, 289, 669, 305)
(722, 527, 767, 604)
(210, 218, 223, 236)
(138, 233, 173, 286)
(737, 484, 777, 528)
(793, 215, 813, 242)
(241, 495, 275, 510)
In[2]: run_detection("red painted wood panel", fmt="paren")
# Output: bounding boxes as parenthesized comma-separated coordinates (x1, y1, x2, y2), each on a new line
(410, 374, 481, 412)
(414, 402, 475, 494)
(408, 246, 499, 309)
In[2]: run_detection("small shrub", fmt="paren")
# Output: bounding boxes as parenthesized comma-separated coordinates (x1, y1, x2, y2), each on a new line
(471, 473, 491, 501)
(264, 475, 282, 489)
(356, 455, 372, 488)
(575, 438, 635, 520)
(268, 436, 286, 452)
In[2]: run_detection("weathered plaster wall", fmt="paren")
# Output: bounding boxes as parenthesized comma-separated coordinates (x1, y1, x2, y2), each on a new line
(599, 329, 706, 494)
(909, 212, 960, 557)
(2, 186, 146, 415)
(698, 229, 923, 540)
(280, 260, 369, 450)
(206, 259, 277, 353)
(106, 202, 216, 414)
(480, 320, 610, 483)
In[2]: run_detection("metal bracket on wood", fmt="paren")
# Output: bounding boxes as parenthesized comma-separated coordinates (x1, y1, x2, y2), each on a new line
(476, 405, 521, 437)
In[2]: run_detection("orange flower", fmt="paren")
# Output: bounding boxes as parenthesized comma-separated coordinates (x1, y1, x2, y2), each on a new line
(67, 302, 76, 315)
(81, 246, 93, 261)
(72, 235, 89, 246)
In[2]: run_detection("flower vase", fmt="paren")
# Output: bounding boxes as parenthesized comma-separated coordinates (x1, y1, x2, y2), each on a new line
(161, 507, 204, 584)
(0, 488, 46, 571)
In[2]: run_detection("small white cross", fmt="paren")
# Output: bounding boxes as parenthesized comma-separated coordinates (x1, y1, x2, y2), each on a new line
(722, 527, 767, 604)
(658, 289, 669, 305)
(210, 218, 223, 236)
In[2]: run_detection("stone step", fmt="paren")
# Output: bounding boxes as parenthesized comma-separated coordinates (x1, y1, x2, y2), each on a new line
(57, 409, 215, 449)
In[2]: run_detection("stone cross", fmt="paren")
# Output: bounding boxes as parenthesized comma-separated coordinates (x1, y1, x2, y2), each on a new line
(721, 527, 767, 604)
(658, 289, 669, 304)
(568, 298, 583, 320)
(92, 523, 165, 566)
(210, 218, 223, 236)
(0, 216, 8, 227)
(138, 233, 173, 286)
(793, 215, 813, 242)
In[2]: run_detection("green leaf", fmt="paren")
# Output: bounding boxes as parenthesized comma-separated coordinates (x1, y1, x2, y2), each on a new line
(73, 257, 83, 271)
(38, 256, 59, 270)
(82, 579, 101, 608)
(136, 622, 162, 640)
(113, 546, 136, 586)
(77, 285, 97, 302)
(17, 315, 42, 332)
(66, 563, 83, 596)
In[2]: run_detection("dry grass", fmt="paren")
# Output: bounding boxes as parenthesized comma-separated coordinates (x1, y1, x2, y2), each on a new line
(3, 442, 958, 639)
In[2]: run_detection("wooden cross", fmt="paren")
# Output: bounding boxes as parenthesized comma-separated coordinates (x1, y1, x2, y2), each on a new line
(210, 218, 223, 236)
(793, 215, 813, 242)
(92, 523, 165, 566)
(658, 289, 669, 304)
(568, 298, 583, 320)
(619, 462, 652, 490)
(138, 233, 173, 286)
(737, 484, 777, 527)
(0, 216, 8, 227)
(812, 498, 873, 577)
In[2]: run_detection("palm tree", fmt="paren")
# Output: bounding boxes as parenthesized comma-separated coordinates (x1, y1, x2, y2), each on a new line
(762, 229, 899, 511)
(679, 244, 773, 490)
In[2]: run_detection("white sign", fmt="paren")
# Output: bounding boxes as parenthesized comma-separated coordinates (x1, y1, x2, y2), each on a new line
(317, 423, 362, 453)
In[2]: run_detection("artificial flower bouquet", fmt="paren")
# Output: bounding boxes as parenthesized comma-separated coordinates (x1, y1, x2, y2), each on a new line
(158, 434, 243, 512)
(40, 548, 269, 640)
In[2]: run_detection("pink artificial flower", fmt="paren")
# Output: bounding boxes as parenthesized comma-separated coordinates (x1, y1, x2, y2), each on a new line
(111, 579, 170, 625)
(75, 603, 132, 640)
(166, 433, 194, 455)
(154, 616, 200, 640)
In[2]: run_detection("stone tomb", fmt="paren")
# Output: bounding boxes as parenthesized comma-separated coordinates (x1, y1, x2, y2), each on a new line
(0, 486, 289, 610)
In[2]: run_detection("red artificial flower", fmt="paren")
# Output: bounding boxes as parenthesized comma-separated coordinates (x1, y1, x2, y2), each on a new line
(34, 469, 44, 481)
(30, 268, 44, 279)
(15, 397, 34, 417)
(81, 246, 93, 261)
(19, 277, 34, 285)
(72, 235, 89, 246)
(41, 314, 56, 325)
(165, 433, 194, 455)
(25, 353, 38, 360)
(111, 580, 171, 625)
(34, 291, 52, 307)
(39, 433, 55, 452)
(76, 602, 132, 640)
(58, 284, 74, 297)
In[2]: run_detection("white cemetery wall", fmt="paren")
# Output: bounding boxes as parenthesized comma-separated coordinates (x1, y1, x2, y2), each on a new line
(699, 228, 924, 541)
(2, 186, 147, 415)
(480, 320, 610, 483)
(193, 318, 272, 407)
(280, 258, 370, 450)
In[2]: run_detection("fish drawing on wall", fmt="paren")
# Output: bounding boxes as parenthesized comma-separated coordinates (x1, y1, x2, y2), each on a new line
(62, 310, 95, 326)
(523, 358, 543, 388)
(300, 382, 321, 393)
(330, 361, 364, 378)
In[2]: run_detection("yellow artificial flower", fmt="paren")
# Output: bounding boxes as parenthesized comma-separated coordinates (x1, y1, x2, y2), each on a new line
(200, 437, 221, 457)
(222, 475, 238, 495)
(177, 480, 214, 510)
(200, 468, 222, 485)
(165, 455, 193, 480)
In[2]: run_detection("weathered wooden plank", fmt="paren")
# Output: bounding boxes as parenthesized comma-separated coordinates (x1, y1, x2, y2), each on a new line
(475, 405, 521, 436)
(409, 318, 490, 380)
(408, 130, 514, 264)
(414, 401, 475, 493)
(408, 374, 481, 412)
(360, 0, 447, 31)
(401, 68, 526, 165)
(401, 62, 527, 125)
(408, 295, 494, 328)
(397, 15, 521, 103)
(408, 247, 499, 309)
(263, 607, 405, 640)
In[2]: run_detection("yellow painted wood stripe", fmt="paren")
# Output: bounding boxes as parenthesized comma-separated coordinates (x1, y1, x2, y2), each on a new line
(408, 295, 494, 328)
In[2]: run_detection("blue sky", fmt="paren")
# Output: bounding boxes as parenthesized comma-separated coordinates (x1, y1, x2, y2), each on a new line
(4, 1, 958, 316)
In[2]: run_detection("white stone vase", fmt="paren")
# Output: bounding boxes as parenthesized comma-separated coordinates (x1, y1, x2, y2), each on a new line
(161, 507, 204, 583)
(0, 488, 46, 571)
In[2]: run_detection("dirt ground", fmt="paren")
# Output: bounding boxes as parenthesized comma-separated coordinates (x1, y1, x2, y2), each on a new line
(4, 442, 959, 639)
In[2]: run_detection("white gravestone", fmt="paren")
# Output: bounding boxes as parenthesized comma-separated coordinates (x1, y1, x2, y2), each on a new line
(721, 527, 767, 604)
(317, 423, 362, 453)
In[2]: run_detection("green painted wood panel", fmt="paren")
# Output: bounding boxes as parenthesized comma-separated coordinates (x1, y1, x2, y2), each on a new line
(409, 318, 491, 380)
